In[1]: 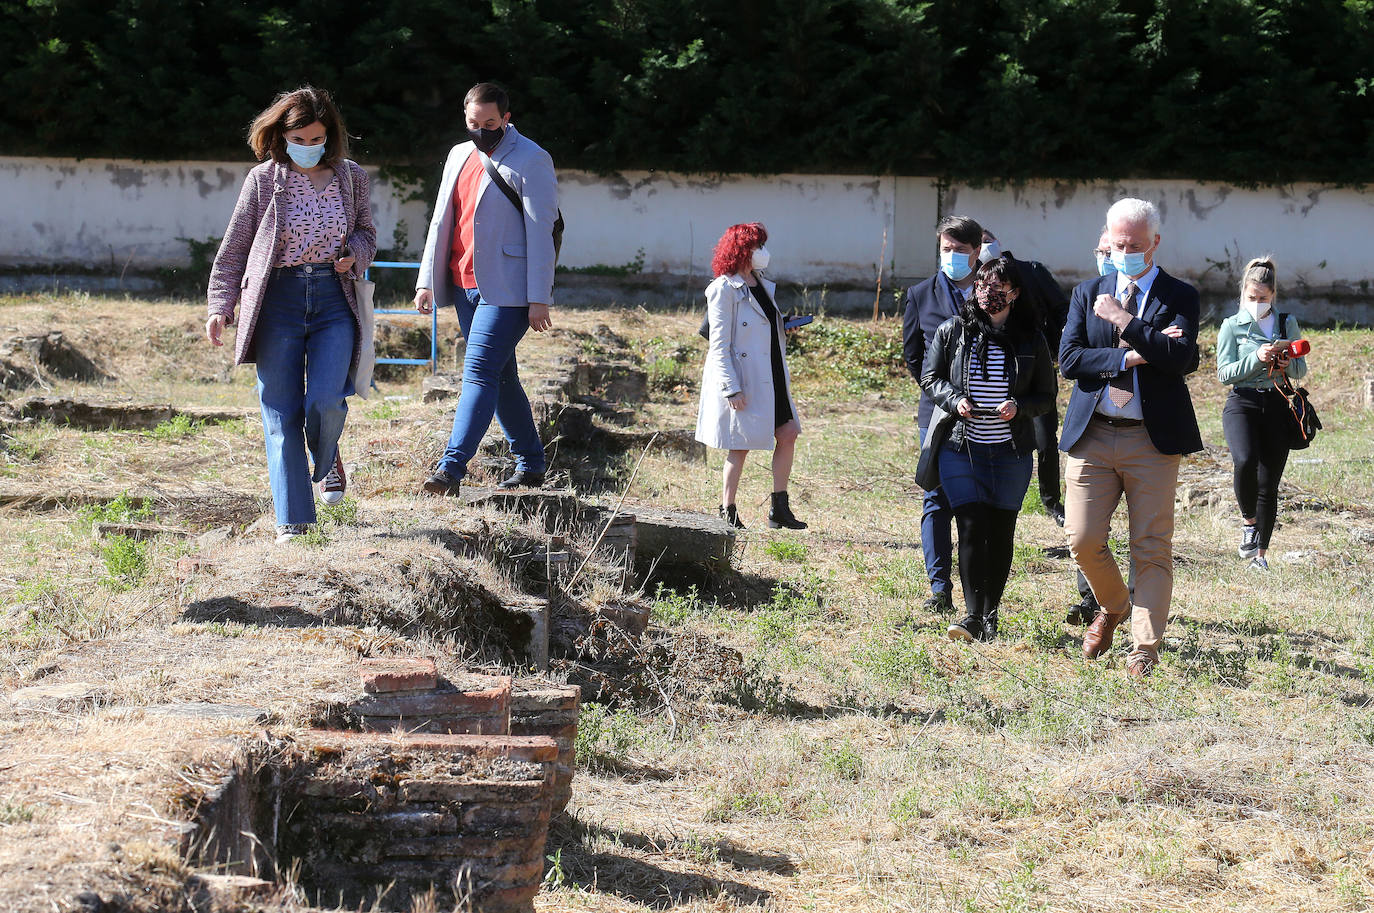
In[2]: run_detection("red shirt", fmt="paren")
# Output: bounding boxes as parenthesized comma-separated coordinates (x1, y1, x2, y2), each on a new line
(448, 153, 484, 289)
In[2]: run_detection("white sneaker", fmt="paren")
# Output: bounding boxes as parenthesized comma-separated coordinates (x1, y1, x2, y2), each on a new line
(276, 523, 309, 544)
(319, 451, 346, 505)
(1246, 555, 1269, 571)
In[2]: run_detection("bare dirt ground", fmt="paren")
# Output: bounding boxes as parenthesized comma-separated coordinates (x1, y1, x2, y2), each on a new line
(3, 291, 1374, 913)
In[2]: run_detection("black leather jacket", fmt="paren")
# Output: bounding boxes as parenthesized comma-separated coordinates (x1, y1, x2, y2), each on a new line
(920, 315, 1056, 453)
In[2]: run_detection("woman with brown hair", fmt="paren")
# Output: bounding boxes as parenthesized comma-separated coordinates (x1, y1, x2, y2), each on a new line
(205, 86, 375, 543)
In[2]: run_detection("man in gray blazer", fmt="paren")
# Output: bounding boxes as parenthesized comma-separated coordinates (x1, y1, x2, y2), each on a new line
(414, 82, 559, 495)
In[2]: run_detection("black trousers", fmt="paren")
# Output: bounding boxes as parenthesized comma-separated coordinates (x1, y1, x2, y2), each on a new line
(1032, 407, 1061, 508)
(954, 504, 1019, 618)
(1222, 387, 1292, 549)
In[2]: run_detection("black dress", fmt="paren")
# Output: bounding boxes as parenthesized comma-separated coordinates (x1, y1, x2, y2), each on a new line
(749, 283, 794, 429)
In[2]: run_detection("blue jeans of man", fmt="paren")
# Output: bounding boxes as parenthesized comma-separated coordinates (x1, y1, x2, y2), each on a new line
(254, 265, 356, 525)
(919, 423, 953, 596)
(438, 288, 546, 478)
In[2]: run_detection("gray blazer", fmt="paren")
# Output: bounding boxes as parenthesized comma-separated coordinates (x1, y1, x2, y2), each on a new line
(416, 124, 558, 309)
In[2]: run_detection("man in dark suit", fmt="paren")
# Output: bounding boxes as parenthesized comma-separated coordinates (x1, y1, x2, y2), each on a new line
(902, 215, 983, 614)
(979, 228, 1070, 526)
(1059, 198, 1203, 677)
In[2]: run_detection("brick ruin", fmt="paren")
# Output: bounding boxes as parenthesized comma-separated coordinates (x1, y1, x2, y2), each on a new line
(184, 658, 580, 912)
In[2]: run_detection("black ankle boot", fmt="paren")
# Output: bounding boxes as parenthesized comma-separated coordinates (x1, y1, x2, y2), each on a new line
(980, 607, 999, 642)
(948, 613, 983, 642)
(768, 491, 808, 529)
(719, 504, 746, 529)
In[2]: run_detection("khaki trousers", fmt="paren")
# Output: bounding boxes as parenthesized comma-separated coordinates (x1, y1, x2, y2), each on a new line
(1064, 420, 1180, 661)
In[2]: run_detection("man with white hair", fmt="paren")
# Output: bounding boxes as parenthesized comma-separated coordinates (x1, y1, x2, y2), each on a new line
(1058, 198, 1202, 676)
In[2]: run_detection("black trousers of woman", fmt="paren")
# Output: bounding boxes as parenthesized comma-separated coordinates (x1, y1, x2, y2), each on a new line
(954, 504, 1019, 634)
(1222, 388, 1291, 549)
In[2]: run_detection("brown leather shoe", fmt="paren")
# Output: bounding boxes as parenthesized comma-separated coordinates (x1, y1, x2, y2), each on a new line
(1082, 611, 1128, 660)
(1126, 654, 1156, 678)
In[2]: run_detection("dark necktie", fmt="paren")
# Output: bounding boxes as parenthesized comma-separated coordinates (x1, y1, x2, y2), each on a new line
(1107, 282, 1139, 408)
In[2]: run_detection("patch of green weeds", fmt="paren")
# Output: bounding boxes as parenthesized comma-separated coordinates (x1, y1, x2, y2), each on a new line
(148, 413, 203, 439)
(889, 787, 928, 824)
(1001, 600, 1065, 651)
(1257, 632, 1299, 693)
(854, 628, 939, 688)
(575, 703, 649, 771)
(319, 497, 361, 528)
(646, 356, 688, 392)
(99, 534, 149, 590)
(0, 801, 35, 826)
(365, 399, 402, 420)
(789, 319, 905, 393)
(650, 583, 710, 626)
(557, 248, 645, 277)
(714, 654, 790, 714)
(821, 740, 863, 781)
(762, 539, 809, 562)
(80, 492, 153, 524)
(1173, 621, 1249, 687)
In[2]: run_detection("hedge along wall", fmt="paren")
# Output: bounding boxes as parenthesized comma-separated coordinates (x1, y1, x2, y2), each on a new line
(2, 0, 1373, 185)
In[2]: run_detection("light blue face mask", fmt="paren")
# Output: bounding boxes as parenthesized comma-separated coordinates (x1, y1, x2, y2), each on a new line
(1111, 249, 1150, 277)
(941, 250, 973, 282)
(285, 140, 326, 168)
(1096, 252, 1115, 277)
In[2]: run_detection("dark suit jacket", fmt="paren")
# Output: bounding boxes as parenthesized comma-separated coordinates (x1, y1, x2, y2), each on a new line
(1003, 252, 1069, 356)
(902, 273, 965, 428)
(1058, 268, 1203, 456)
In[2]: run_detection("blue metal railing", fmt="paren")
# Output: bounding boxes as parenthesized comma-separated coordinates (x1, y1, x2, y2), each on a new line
(365, 260, 437, 371)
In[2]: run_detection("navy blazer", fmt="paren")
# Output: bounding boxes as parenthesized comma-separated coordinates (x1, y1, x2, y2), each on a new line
(902, 273, 965, 429)
(1058, 268, 1203, 456)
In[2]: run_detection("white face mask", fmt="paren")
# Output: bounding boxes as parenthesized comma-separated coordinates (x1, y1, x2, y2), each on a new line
(751, 246, 771, 272)
(979, 240, 1002, 264)
(1242, 297, 1273, 321)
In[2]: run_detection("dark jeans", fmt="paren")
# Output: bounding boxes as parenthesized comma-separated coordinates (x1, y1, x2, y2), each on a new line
(955, 504, 1019, 618)
(918, 424, 953, 597)
(438, 288, 546, 479)
(1033, 407, 1061, 508)
(1222, 387, 1291, 549)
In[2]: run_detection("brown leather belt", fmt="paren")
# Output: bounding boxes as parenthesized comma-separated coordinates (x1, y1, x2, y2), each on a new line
(1092, 414, 1143, 428)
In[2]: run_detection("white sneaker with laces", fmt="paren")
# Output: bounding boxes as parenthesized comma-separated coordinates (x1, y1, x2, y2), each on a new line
(320, 451, 346, 505)
(276, 523, 309, 544)
(1246, 555, 1269, 571)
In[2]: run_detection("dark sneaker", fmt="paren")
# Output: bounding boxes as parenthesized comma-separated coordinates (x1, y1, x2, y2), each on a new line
(1247, 555, 1269, 571)
(497, 470, 546, 490)
(319, 451, 346, 505)
(923, 591, 954, 614)
(1066, 598, 1099, 625)
(948, 614, 983, 642)
(1239, 524, 1260, 559)
(422, 469, 462, 497)
(1047, 502, 1066, 528)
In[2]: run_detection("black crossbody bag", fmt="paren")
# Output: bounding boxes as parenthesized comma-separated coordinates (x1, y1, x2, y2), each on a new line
(478, 151, 564, 263)
(1272, 312, 1321, 449)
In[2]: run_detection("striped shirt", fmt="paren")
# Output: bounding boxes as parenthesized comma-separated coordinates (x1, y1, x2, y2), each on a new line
(965, 341, 1012, 443)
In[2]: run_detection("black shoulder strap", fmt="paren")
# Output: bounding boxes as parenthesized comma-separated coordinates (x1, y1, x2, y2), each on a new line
(478, 150, 524, 215)
(1278, 312, 1290, 335)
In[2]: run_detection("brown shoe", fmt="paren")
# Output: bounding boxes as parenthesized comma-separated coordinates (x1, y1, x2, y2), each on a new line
(1082, 611, 1128, 660)
(1126, 654, 1156, 678)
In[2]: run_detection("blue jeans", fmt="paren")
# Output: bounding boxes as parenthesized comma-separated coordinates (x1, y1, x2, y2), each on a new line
(919, 424, 953, 596)
(438, 288, 546, 478)
(254, 265, 356, 525)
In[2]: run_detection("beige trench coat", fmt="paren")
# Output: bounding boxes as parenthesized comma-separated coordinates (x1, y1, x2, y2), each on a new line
(694, 273, 801, 451)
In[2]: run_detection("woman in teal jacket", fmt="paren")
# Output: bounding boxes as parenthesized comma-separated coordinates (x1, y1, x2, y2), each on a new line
(1216, 256, 1308, 570)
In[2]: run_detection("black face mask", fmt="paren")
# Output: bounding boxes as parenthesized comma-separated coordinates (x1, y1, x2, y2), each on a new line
(468, 125, 505, 155)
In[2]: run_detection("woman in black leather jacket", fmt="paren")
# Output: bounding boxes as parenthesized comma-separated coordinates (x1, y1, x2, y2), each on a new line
(920, 256, 1056, 642)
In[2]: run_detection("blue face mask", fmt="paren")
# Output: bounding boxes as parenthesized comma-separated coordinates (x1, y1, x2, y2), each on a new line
(285, 140, 326, 169)
(1096, 253, 1115, 277)
(940, 250, 973, 282)
(1111, 249, 1150, 277)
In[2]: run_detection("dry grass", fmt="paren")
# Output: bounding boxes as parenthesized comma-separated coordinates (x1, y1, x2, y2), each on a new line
(4, 291, 1374, 913)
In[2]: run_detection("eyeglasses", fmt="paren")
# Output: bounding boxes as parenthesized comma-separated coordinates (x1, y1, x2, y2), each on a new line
(1093, 249, 1111, 257)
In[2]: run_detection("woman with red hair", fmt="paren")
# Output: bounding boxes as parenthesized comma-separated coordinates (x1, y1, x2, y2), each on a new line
(694, 223, 806, 529)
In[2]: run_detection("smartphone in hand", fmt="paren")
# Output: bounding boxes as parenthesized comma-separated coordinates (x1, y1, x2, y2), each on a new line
(784, 314, 814, 330)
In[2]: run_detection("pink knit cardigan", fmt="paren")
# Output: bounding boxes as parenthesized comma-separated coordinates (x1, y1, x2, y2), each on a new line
(206, 159, 377, 371)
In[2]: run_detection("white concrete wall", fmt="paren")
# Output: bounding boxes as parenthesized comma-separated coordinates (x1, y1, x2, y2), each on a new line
(943, 179, 1374, 292)
(2, 156, 1371, 300)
